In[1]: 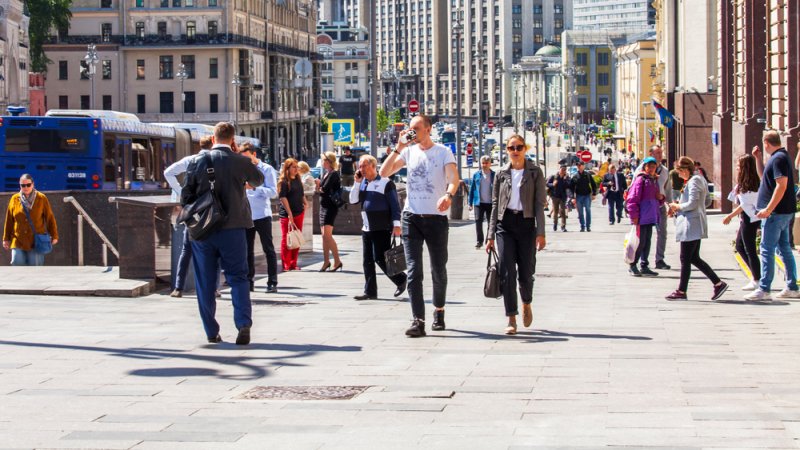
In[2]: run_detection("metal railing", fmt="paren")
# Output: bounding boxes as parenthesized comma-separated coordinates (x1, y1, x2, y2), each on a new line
(63, 196, 119, 266)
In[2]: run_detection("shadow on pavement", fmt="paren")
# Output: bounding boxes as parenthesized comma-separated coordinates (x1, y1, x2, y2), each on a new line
(434, 328, 652, 342)
(0, 340, 362, 381)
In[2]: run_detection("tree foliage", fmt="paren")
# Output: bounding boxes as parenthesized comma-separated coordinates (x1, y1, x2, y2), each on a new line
(375, 107, 389, 133)
(28, 0, 73, 73)
(320, 100, 337, 131)
(390, 109, 402, 124)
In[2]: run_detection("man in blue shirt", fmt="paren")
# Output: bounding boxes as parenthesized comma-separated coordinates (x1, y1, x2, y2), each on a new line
(468, 155, 495, 248)
(240, 143, 279, 294)
(745, 130, 800, 301)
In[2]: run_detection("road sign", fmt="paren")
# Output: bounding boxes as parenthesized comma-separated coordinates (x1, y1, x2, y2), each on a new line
(579, 151, 593, 163)
(408, 99, 419, 113)
(487, 121, 495, 130)
(328, 119, 355, 145)
(444, 142, 457, 155)
(467, 153, 474, 166)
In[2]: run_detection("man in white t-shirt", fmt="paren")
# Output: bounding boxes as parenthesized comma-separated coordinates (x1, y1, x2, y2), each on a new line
(380, 114, 459, 337)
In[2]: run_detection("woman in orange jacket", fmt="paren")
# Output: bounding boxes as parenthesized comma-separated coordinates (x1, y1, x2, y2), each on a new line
(3, 174, 59, 266)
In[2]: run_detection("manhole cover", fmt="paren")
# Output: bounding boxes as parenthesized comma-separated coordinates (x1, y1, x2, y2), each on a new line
(238, 386, 370, 400)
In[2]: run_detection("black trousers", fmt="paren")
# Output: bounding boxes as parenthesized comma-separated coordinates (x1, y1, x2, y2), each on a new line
(246, 217, 278, 287)
(496, 211, 536, 317)
(679, 239, 721, 292)
(402, 212, 449, 320)
(735, 214, 761, 281)
(633, 224, 654, 268)
(475, 202, 492, 245)
(362, 230, 408, 296)
(607, 192, 624, 222)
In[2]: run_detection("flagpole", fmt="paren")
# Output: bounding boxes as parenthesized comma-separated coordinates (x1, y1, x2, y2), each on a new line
(642, 101, 651, 158)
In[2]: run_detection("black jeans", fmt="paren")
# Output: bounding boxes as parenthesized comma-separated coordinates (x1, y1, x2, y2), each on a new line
(679, 240, 721, 292)
(246, 217, 278, 287)
(496, 211, 536, 317)
(402, 212, 449, 320)
(633, 224, 654, 268)
(362, 230, 408, 296)
(475, 202, 492, 245)
(735, 214, 761, 281)
(607, 192, 624, 222)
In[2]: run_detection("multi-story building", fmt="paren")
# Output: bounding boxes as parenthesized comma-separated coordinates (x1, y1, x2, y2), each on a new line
(513, 45, 564, 127)
(573, 0, 655, 31)
(42, 0, 320, 164)
(318, 0, 364, 29)
(713, 1, 799, 212)
(0, 0, 30, 112)
(615, 36, 656, 158)
(317, 24, 370, 136)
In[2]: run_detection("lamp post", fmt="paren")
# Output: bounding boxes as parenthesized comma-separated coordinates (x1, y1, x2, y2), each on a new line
(495, 60, 505, 165)
(562, 65, 584, 152)
(512, 69, 520, 134)
(369, 6, 378, 157)
(453, 6, 464, 178)
(176, 63, 188, 122)
(641, 101, 650, 158)
(84, 44, 99, 110)
(232, 73, 241, 131)
(475, 45, 485, 161)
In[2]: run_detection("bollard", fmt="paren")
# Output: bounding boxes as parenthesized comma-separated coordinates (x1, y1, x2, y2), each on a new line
(77, 215, 84, 266)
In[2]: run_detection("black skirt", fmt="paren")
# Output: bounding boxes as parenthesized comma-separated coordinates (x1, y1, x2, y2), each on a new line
(320, 205, 339, 226)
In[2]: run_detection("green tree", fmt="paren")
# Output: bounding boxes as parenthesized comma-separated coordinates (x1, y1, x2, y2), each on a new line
(28, 0, 73, 73)
(320, 100, 337, 131)
(390, 109, 402, 124)
(375, 107, 389, 133)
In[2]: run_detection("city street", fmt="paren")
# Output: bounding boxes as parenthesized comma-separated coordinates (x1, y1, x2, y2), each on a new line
(2, 205, 800, 449)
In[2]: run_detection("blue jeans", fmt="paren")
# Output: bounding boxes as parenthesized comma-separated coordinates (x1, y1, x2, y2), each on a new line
(11, 248, 44, 266)
(759, 213, 798, 292)
(576, 194, 592, 229)
(402, 212, 449, 320)
(191, 228, 252, 339)
(174, 226, 193, 290)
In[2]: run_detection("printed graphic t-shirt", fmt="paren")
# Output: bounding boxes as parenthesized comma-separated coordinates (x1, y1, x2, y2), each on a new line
(400, 143, 457, 215)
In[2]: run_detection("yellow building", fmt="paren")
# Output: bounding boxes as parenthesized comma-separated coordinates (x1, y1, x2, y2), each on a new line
(615, 36, 656, 159)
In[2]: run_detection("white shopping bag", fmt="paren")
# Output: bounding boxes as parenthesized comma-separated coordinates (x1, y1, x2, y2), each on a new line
(623, 226, 639, 264)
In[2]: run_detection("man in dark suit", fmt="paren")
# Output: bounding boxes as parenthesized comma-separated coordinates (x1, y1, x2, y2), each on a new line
(602, 163, 627, 225)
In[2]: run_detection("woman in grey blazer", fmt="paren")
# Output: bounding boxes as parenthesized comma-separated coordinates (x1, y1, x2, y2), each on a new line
(665, 156, 729, 301)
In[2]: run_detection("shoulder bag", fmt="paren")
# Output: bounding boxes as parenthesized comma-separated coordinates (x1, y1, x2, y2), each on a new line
(484, 249, 503, 298)
(285, 221, 306, 250)
(177, 155, 227, 241)
(22, 203, 52, 255)
(383, 236, 406, 276)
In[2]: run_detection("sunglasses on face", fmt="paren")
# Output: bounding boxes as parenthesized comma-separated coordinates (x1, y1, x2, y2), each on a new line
(20, 183, 32, 188)
(506, 144, 526, 152)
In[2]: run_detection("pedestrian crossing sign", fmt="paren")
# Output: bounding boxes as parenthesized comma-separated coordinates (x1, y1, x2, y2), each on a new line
(329, 119, 355, 145)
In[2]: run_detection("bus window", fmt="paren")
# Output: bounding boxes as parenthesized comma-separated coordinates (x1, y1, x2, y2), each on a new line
(5, 129, 91, 154)
(103, 139, 116, 186)
(130, 140, 154, 186)
(117, 139, 130, 189)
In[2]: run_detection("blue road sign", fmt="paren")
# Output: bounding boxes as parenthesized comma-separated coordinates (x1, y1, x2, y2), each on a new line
(445, 142, 457, 155)
(466, 154, 474, 166)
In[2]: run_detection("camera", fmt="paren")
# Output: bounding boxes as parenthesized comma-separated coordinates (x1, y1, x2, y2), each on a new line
(400, 130, 417, 144)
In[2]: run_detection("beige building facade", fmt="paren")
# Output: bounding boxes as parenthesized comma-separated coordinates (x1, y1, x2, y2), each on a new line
(615, 38, 656, 158)
(42, 0, 320, 163)
(0, 0, 30, 111)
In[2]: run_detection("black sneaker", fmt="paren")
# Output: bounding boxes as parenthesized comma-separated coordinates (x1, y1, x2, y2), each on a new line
(629, 265, 642, 277)
(640, 267, 659, 277)
(580, 228, 585, 232)
(354, 293, 378, 300)
(235, 326, 251, 345)
(586, 227, 591, 232)
(561, 227, 567, 232)
(405, 318, 426, 337)
(655, 261, 671, 270)
(432, 309, 446, 331)
(207, 334, 222, 343)
(617, 217, 622, 223)
(265, 284, 277, 293)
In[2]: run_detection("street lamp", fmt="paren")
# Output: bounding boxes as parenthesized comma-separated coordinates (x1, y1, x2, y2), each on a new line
(495, 60, 505, 165)
(453, 6, 464, 178)
(474, 45, 485, 161)
(176, 63, 188, 122)
(512, 69, 520, 134)
(232, 73, 241, 130)
(562, 65, 585, 151)
(641, 101, 651, 158)
(84, 44, 99, 110)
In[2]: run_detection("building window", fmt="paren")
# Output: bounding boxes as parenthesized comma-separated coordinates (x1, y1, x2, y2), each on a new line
(577, 74, 588, 86)
(577, 97, 588, 109)
(173, 0, 181, 6)
(534, 34, 543, 44)
(555, 4, 563, 14)
(597, 72, 609, 86)
(186, 0, 194, 5)
(513, 34, 522, 43)
(159, 56, 173, 79)
(184, 92, 195, 113)
(186, 21, 196, 41)
(576, 53, 588, 66)
(513, 19, 522, 29)
(80, 95, 90, 109)
(102, 60, 112, 80)
(533, 5, 542, 14)
(209, 0, 217, 5)
(161, 0, 168, 6)
(101, 23, 112, 42)
(102, 95, 112, 110)
(101, 0, 112, 8)
(209, 94, 218, 113)
(59, 95, 68, 109)
(181, 55, 195, 78)
(208, 21, 218, 39)
(136, 22, 145, 39)
(136, 0, 143, 6)
(512, 5, 521, 14)
(555, 19, 563, 29)
(158, 22, 167, 38)
(160, 92, 174, 113)
(58, 61, 68, 80)
(598, 52, 610, 66)
(209, 58, 218, 78)
(533, 20, 542, 29)
(137, 94, 146, 113)
(80, 61, 90, 80)
(136, 59, 145, 79)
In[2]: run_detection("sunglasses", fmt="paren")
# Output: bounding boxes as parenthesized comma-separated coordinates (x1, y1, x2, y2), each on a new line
(20, 183, 32, 188)
(506, 144, 526, 152)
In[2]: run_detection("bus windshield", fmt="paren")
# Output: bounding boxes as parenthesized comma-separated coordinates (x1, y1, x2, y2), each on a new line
(441, 130, 456, 144)
(4, 128, 91, 155)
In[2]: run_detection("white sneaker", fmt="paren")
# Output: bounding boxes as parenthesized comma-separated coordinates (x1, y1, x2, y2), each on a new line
(744, 289, 772, 302)
(775, 288, 800, 299)
(741, 280, 758, 291)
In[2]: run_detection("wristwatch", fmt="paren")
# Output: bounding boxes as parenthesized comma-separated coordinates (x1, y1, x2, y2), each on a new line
(445, 192, 453, 199)
(393, 148, 401, 155)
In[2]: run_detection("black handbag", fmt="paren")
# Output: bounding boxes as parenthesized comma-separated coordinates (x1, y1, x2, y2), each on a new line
(331, 188, 347, 208)
(483, 249, 503, 298)
(178, 156, 227, 241)
(383, 236, 406, 276)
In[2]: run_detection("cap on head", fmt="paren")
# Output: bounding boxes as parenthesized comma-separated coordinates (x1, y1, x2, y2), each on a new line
(643, 156, 658, 165)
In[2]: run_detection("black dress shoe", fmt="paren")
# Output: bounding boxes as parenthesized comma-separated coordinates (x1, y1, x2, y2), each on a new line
(655, 261, 671, 270)
(249, 281, 255, 292)
(207, 334, 222, 343)
(354, 293, 378, 300)
(235, 326, 251, 345)
(394, 279, 407, 297)
(405, 318, 426, 337)
(265, 284, 277, 293)
(432, 309, 446, 331)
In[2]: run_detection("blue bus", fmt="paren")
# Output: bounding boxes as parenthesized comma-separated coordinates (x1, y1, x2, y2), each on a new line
(0, 110, 259, 192)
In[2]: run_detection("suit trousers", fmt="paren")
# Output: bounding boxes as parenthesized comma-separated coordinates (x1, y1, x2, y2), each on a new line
(362, 229, 408, 296)
(246, 217, 278, 287)
(607, 192, 624, 223)
(496, 211, 536, 317)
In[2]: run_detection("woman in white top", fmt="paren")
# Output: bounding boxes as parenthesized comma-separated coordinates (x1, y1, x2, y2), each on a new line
(722, 154, 762, 290)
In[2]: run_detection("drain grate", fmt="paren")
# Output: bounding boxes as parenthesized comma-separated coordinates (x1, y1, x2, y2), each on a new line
(238, 385, 370, 400)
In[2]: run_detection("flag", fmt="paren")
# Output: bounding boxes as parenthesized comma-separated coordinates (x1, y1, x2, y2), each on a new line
(652, 100, 675, 128)
(648, 127, 655, 143)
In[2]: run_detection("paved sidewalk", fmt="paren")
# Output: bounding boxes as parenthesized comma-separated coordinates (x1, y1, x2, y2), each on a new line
(2, 203, 800, 449)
